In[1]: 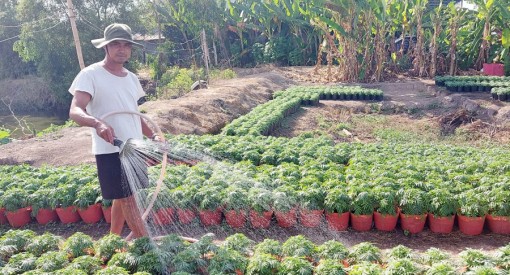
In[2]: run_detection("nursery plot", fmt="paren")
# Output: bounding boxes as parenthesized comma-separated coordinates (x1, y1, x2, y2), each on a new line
(2, 67, 510, 267)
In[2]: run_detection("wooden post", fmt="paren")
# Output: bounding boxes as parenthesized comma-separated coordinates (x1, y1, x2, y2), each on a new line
(67, 0, 85, 70)
(201, 29, 210, 81)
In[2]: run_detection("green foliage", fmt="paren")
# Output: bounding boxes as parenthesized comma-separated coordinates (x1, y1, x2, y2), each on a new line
(324, 188, 351, 213)
(428, 189, 457, 217)
(25, 232, 63, 257)
(74, 183, 101, 209)
(2, 252, 37, 274)
(459, 249, 495, 269)
(282, 235, 316, 259)
(68, 255, 102, 275)
(398, 188, 429, 215)
(61, 232, 94, 259)
(158, 67, 204, 99)
(425, 262, 456, 275)
(347, 262, 383, 275)
(136, 250, 168, 275)
(209, 69, 237, 80)
(317, 240, 349, 261)
(384, 258, 420, 275)
(246, 253, 281, 275)
(208, 248, 248, 274)
(95, 266, 130, 275)
(351, 191, 376, 216)
(94, 234, 128, 263)
(35, 251, 69, 272)
(107, 252, 138, 272)
(388, 245, 413, 260)
(348, 242, 381, 265)
(422, 248, 450, 266)
(315, 259, 347, 275)
(253, 239, 282, 257)
(222, 233, 253, 257)
(1, 188, 29, 211)
(0, 229, 36, 260)
(279, 256, 314, 275)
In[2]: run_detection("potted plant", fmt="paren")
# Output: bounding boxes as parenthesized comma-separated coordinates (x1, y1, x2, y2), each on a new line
(222, 187, 249, 228)
(75, 183, 103, 224)
(29, 189, 59, 225)
(372, 188, 399, 232)
(427, 188, 457, 234)
(487, 189, 510, 234)
(324, 187, 351, 231)
(248, 188, 273, 229)
(272, 189, 298, 228)
(55, 183, 81, 224)
(194, 185, 224, 226)
(171, 187, 197, 224)
(398, 188, 428, 234)
(350, 191, 376, 231)
(150, 188, 176, 226)
(298, 186, 325, 228)
(2, 188, 32, 228)
(456, 190, 488, 236)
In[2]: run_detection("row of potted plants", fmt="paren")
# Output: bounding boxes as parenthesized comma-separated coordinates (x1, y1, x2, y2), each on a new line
(435, 75, 510, 86)
(491, 87, 510, 101)
(1, 229, 509, 274)
(1, 138, 510, 234)
(221, 85, 383, 136)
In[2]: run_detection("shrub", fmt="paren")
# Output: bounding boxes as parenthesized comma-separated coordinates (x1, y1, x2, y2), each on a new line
(25, 232, 64, 257)
(62, 232, 94, 259)
(35, 251, 69, 272)
(94, 234, 128, 263)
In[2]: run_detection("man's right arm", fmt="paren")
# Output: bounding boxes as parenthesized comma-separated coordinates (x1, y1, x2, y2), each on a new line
(69, 90, 115, 144)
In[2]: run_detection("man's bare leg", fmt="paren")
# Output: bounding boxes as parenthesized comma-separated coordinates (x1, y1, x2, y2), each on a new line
(110, 199, 125, 235)
(118, 196, 148, 238)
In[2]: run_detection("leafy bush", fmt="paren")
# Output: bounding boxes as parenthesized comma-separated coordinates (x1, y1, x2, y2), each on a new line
(282, 235, 316, 259)
(61, 232, 94, 259)
(94, 234, 128, 263)
(68, 255, 102, 275)
(25, 232, 63, 257)
(35, 251, 69, 272)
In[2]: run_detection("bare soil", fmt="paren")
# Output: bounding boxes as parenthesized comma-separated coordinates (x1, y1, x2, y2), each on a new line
(2, 66, 510, 255)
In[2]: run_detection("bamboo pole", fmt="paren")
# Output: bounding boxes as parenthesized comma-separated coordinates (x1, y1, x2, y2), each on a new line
(66, 0, 85, 70)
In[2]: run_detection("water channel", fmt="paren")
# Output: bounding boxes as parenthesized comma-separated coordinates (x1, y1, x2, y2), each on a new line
(0, 110, 68, 139)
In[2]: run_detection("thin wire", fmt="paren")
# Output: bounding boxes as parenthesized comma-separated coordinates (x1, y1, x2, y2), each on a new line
(0, 21, 65, 44)
(0, 16, 55, 28)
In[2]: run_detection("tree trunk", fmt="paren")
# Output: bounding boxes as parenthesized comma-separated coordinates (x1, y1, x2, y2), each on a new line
(430, 15, 441, 77)
(448, 17, 459, 75)
(475, 18, 491, 70)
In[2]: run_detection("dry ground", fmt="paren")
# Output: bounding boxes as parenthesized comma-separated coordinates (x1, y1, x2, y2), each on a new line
(2, 66, 510, 256)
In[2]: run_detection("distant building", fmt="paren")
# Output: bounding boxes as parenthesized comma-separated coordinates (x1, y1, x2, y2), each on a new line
(133, 33, 165, 63)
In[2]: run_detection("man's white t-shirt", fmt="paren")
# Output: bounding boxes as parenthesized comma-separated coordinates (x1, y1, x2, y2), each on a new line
(68, 62, 145, 155)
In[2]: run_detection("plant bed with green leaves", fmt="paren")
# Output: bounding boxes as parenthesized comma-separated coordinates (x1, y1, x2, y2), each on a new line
(0, 229, 509, 274)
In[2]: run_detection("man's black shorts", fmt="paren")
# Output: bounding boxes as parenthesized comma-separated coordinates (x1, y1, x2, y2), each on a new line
(95, 153, 148, 200)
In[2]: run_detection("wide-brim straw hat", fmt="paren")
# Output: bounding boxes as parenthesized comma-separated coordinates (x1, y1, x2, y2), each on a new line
(91, 23, 143, 49)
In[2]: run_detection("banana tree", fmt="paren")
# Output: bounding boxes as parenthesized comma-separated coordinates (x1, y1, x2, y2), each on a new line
(466, 0, 510, 69)
(410, 0, 429, 77)
(429, 1, 443, 77)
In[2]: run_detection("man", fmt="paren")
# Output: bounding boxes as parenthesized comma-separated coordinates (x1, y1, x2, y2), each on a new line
(69, 23, 161, 239)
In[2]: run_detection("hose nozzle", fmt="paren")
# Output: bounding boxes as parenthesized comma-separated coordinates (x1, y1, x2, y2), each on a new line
(113, 138, 124, 152)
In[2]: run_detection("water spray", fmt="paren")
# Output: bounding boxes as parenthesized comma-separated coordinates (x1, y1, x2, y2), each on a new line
(100, 110, 169, 240)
